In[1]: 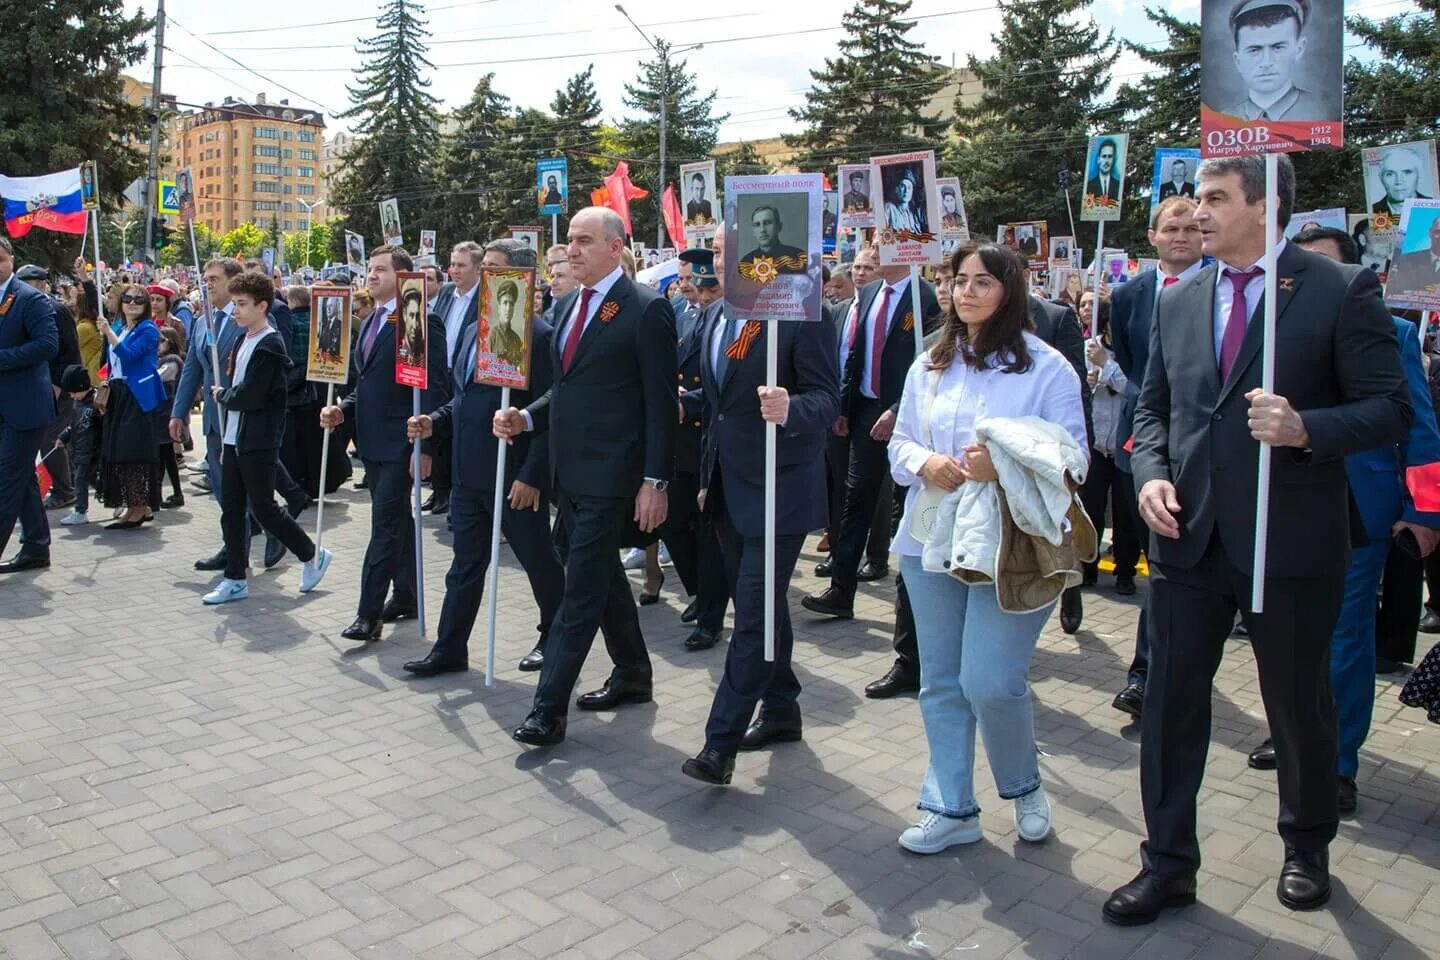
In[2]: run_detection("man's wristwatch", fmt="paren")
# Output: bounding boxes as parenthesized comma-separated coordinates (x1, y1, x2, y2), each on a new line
(644, 478, 669, 492)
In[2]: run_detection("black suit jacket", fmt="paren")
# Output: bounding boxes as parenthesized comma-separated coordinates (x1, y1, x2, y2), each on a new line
(428, 281, 482, 371)
(1387, 249, 1440, 297)
(840, 278, 941, 419)
(1158, 181, 1194, 201)
(1028, 295, 1093, 448)
(675, 305, 709, 473)
(1109, 271, 1157, 470)
(1085, 175, 1121, 202)
(682, 304, 840, 537)
(525, 273, 677, 499)
(1132, 243, 1412, 579)
(48, 301, 81, 386)
(0, 280, 59, 431)
(340, 304, 449, 463)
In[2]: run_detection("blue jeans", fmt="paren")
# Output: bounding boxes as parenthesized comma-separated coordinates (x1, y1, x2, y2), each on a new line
(1331, 541, 1390, 779)
(901, 554, 1050, 818)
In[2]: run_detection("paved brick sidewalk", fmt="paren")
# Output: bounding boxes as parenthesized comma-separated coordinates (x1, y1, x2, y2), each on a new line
(1, 455, 1438, 959)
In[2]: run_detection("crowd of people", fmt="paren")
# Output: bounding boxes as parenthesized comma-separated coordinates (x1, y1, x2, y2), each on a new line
(4, 150, 1440, 929)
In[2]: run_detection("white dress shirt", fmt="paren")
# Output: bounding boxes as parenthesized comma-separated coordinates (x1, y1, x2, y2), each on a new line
(838, 300, 859, 372)
(861, 276, 910, 399)
(443, 283, 478, 364)
(556, 263, 624, 350)
(1213, 240, 1286, 363)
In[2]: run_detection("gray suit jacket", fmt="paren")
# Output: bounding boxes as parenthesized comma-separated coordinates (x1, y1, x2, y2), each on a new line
(170, 307, 245, 435)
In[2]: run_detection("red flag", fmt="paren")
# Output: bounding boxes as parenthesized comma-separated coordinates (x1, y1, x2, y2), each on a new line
(661, 183, 686, 248)
(1407, 462, 1440, 513)
(35, 458, 53, 500)
(597, 162, 649, 237)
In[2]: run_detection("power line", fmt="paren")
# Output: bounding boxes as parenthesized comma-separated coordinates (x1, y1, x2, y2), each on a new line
(200, 0, 500, 36)
(164, 13, 337, 113)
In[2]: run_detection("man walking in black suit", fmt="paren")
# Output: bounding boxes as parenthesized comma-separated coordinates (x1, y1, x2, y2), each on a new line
(1104, 154, 1412, 925)
(495, 206, 677, 747)
(320, 245, 448, 643)
(680, 231, 840, 785)
(15, 266, 80, 510)
(403, 239, 563, 676)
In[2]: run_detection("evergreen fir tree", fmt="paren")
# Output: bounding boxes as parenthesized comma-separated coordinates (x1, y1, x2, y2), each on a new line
(549, 66, 607, 217)
(431, 74, 514, 245)
(329, 0, 441, 253)
(716, 141, 774, 181)
(483, 108, 558, 242)
(0, 0, 152, 270)
(786, 0, 947, 170)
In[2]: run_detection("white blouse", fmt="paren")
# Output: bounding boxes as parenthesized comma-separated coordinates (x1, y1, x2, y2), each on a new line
(889, 331, 1087, 557)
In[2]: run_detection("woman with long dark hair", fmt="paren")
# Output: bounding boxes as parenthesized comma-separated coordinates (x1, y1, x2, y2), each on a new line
(888, 242, 1087, 853)
(94, 284, 167, 528)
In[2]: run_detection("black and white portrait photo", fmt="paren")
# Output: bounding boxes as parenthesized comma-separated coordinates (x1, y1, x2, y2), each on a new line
(379, 198, 403, 247)
(1200, 0, 1342, 125)
(681, 161, 717, 229)
(1363, 140, 1439, 220)
(736, 198, 808, 275)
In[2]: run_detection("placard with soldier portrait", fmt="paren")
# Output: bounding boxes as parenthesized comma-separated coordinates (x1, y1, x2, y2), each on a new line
(681, 160, 718, 239)
(379, 198, 403, 247)
(417, 230, 437, 259)
(723, 173, 823, 324)
(838, 164, 875, 229)
(394, 271, 429, 389)
(79, 161, 99, 212)
(1051, 267, 1086, 308)
(507, 226, 541, 257)
(869, 150, 942, 266)
(536, 157, 568, 217)
(1362, 140, 1438, 232)
(1081, 133, 1128, 222)
(1049, 235, 1073, 266)
(474, 267, 535, 390)
(1284, 206, 1346, 239)
(1150, 147, 1201, 223)
(175, 168, 197, 223)
(345, 230, 366, 272)
(1385, 200, 1440, 311)
(935, 176, 970, 242)
(307, 287, 352, 385)
(1010, 220, 1049, 266)
(1200, 0, 1343, 156)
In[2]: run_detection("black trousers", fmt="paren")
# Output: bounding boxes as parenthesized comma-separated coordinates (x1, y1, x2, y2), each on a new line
(829, 399, 891, 596)
(431, 441, 453, 498)
(221, 445, 315, 581)
(704, 471, 806, 756)
(431, 482, 564, 661)
(0, 421, 47, 557)
(1079, 450, 1140, 579)
(661, 468, 730, 632)
(357, 458, 417, 619)
(1377, 541, 1424, 665)
(827, 431, 890, 561)
(532, 490, 652, 718)
(1116, 467, 1152, 684)
(1141, 535, 1341, 880)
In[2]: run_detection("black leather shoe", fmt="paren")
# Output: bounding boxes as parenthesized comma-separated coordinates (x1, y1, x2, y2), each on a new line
(161, 493, 185, 509)
(403, 653, 468, 677)
(1115, 574, 1136, 596)
(0, 551, 50, 573)
(680, 600, 698, 624)
(865, 661, 919, 699)
(287, 496, 312, 519)
(1112, 682, 1145, 718)
(263, 536, 286, 570)
(638, 572, 664, 606)
(513, 712, 566, 746)
(194, 549, 227, 571)
(1081, 565, 1099, 587)
(1420, 609, 1440, 634)
(1277, 847, 1330, 911)
(802, 587, 854, 619)
(814, 558, 833, 578)
(1248, 738, 1276, 771)
(518, 646, 544, 671)
(341, 617, 382, 642)
(1375, 656, 1405, 675)
(576, 677, 653, 711)
(1231, 621, 1249, 638)
(354, 477, 368, 490)
(380, 600, 418, 623)
(740, 716, 802, 751)
(1338, 777, 1357, 815)
(684, 628, 722, 651)
(681, 748, 734, 785)
(1059, 586, 1083, 634)
(1102, 870, 1197, 926)
(420, 493, 436, 512)
(429, 492, 449, 516)
(856, 559, 889, 582)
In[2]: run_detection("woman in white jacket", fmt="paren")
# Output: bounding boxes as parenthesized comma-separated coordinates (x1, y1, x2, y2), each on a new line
(889, 241, 1088, 854)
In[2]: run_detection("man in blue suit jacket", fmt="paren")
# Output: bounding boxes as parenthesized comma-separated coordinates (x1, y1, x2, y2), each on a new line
(0, 238, 59, 572)
(402, 239, 563, 676)
(679, 233, 841, 785)
(1244, 226, 1440, 816)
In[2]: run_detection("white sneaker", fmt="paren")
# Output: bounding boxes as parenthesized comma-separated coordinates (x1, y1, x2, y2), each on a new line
(300, 547, 332, 594)
(622, 548, 646, 570)
(658, 543, 672, 566)
(1014, 787, 1052, 842)
(898, 812, 982, 854)
(60, 510, 88, 526)
(203, 578, 249, 605)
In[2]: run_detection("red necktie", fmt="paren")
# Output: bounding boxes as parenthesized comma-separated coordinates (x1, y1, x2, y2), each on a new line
(1219, 267, 1262, 383)
(561, 287, 595, 374)
(1162, 276, 1178, 288)
(844, 302, 860, 354)
(868, 285, 893, 397)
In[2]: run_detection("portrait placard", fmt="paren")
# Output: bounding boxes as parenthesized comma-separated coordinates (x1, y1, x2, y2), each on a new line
(837, 228, 861, 265)
(379, 198, 403, 246)
(507, 226, 541, 257)
(175, 168, 197, 223)
(344, 231, 366, 272)
(681, 161, 719, 240)
(869, 150, 942, 266)
(417, 230, 437, 258)
(474, 267, 535, 389)
(935, 176, 970, 242)
(1384, 199, 1440, 311)
(261, 248, 275, 274)
(307, 288, 352, 384)
(722, 173, 823, 323)
(1150, 147, 1201, 222)
(823, 191, 839, 254)
(79, 161, 99, 212)
(1049, 235, 1074, 266)
(1362, 140, 1438, 232)
(394, 271, 429, 389)
(838, 164, 875, 229)
(1284, 206, 1346, 239)
(1081, 133, 1129, 222)
(1102, 251, 1130, 286)
(1051, 267, 1086, 307)
(1200, 0, 1343, 156)
(1350, 213, 1394, 278)
(1010, 220, 1049, 266)
(537, 157, 568, 217)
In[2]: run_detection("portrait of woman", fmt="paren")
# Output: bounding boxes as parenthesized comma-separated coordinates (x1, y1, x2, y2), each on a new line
(883, 165, 927, 235)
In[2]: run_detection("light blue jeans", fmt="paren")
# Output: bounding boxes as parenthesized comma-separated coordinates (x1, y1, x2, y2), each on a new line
(901, 554, 1051, 818)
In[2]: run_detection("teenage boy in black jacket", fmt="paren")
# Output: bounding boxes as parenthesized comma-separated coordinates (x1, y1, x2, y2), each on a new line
(203, 272, 333, 605)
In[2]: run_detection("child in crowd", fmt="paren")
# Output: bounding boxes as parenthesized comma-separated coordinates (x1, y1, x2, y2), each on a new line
(58, 365, 103, 527)
(157, 327, 186, 508)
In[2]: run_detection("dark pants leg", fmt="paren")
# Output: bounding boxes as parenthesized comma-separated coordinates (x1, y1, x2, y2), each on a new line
(1116, 467, 1150, 683)
(661, 470, 702, 597)
(161, 442, 182, 496)
(357, 459, 416, 619)
(222, 445, 316, 580)
(431, 442, 452, 499)
(204, 427, 223, 499)
(828, 402, 889, 598)
(0, 422, 49, 557)
(73, 455, 92, 514)
(827, 429, 890, 563)
(1141, 539, 1340, 879)
(1080, 451, 1139, 578)
(503, 490, 566, 654)
(704, 476, 806, 756)
(42, 394, 73, 500)
(533, 491, 652, 718)
(220, 446, 251, 580)
(1377, 542, 1423, 665)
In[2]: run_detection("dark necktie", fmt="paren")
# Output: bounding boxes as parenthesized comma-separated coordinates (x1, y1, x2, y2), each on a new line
(868, 285, 894, 397)
(362, 305, 388, 362)
(1219, 267, 1262, 382)
(714, 308, 739, 382)
(561, 288, 595, 373)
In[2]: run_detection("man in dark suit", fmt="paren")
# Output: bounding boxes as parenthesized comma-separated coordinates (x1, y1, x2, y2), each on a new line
(403, 240, 563, 676)
(1370, 146, 1432, 216)
(494, 206, 677, 747)
(15, 265, 80, 509)
(1386, 215, 1440, 297)
(1104, 154, 1413, 925)
(1107, 195, 1205, 718)
(1085, 138, 1122, 206)
(426, 240, 489, 518)
(680, 231, 840, 784)
(320, 245, 448, 643)
(0, 238, 59, 572)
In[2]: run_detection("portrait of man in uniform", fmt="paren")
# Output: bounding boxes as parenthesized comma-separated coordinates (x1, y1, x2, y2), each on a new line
(1221, 0, 1329, 122)
(1371, 145, 1435, 216)
(686, 173, 714, 226)
(1158, 158, 1195, 200)
(487, 278, 527, 373)
(738, 204, 807, 275)
(843, 170, 870, 212)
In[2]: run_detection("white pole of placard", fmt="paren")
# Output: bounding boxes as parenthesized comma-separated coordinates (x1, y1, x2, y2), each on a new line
(1090, 219, 1106, 336)
(313, 383, 335, 551)
(551, 214, 559, 252)
(412, 388, 428, 642)
(1251, 152, 1280, 614)
(185, 218, 222, 406)
(908, 264, 924, 356)
(483, 386, 511, 687)
(91, 212, 106, 325)
(764, 319, 779, 662)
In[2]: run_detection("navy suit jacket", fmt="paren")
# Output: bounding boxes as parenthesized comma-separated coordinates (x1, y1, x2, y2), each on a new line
(674, 304, 709, 473)
(340, 304, 448, 463)
(1109, 269, 1156, 471)
(840, 278, 941, 419)
(0, 279, 59, 431)
(683, 304, 841, 537)
(431, 318, 554, 494)
(428, 281, 481, 371)
(171, 306, 246, 434)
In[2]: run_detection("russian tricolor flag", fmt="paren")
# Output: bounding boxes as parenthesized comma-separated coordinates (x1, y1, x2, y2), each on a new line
(0, 169, 88, 237)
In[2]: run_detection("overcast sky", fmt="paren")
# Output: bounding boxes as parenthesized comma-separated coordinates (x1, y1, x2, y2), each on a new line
(128, 0, 1410, 143)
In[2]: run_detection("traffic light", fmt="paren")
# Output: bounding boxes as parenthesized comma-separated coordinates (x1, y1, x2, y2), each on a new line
(153, 217, 173, 248)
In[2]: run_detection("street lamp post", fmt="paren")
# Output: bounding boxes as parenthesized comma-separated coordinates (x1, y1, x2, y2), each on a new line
(297, 198, 323, 273)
